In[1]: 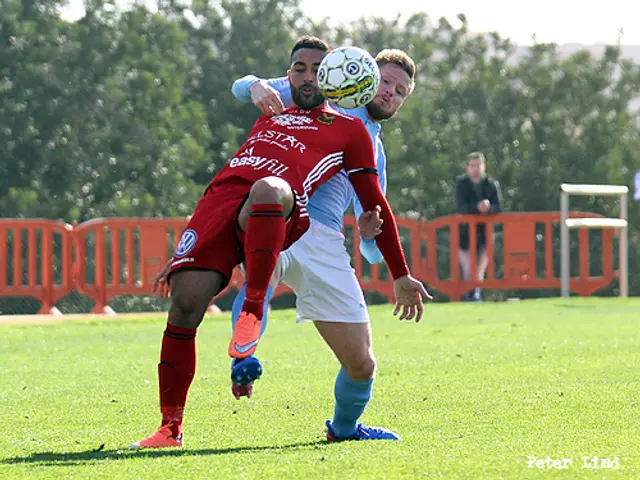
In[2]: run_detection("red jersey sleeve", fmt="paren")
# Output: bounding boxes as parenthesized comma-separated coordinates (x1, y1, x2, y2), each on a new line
(343, 119, 410, 280)
(341, 118, 376, 173)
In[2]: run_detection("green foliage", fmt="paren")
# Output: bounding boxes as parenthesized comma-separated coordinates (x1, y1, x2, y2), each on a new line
(1, 0, 639, 294)
(0, 0, 210, 220)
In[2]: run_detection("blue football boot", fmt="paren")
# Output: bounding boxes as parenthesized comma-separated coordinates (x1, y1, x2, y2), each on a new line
(230, 356, 263, 399)
(325, 420, 401, 441)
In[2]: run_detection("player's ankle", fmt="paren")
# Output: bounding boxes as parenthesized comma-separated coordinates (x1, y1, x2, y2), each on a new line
(241, 301, 263, 320)
(165, 422, 182, 438)
(329, 419, 357, 438)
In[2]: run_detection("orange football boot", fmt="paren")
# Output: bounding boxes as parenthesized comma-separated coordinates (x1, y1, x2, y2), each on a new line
(228, 312, 262, 358)
(129, 424, 183, 450)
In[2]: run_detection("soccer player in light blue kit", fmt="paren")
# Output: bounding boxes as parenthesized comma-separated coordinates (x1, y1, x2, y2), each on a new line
(229, 43, 418, 441)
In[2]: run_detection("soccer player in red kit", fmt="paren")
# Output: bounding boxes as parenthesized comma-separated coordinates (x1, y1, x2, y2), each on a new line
(130, 36, 430, 449)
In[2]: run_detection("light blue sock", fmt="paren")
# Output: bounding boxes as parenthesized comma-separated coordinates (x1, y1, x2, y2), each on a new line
(231, 282, 272, 339)
(331, 367, 373, 437)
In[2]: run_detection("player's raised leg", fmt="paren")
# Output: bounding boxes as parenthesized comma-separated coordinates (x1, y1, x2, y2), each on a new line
(315, 321, 401, 441)
(230, 255, 285, 398)
(229, 282, 272, 399)
(130, 269, 224, 449)
(229, 176, 295, 359)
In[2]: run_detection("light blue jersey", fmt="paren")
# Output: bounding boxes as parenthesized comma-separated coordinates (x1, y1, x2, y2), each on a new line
(232, 75, 386, 264)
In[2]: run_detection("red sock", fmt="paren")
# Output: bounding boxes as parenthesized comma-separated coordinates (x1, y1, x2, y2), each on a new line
(158, 323, 197, 436)
(242, 203, 286, 319)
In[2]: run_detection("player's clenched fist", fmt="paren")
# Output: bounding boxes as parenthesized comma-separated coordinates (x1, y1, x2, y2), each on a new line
(358, 205, 383, 240)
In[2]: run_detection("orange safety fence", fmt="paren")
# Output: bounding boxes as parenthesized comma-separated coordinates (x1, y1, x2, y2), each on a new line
(0, 212, 622, 313)
(342, 215, 428, 300)
(0, 219, 74, 313)
(425, 212, 617, 301)
(73, 217, 293, 312)
(74, 217, 188, 313)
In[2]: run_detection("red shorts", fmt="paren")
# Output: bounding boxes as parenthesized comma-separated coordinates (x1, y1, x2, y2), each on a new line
(170, 181, 309, 290)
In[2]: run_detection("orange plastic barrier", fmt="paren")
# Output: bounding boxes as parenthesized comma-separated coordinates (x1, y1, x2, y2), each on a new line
(73, 218, 292, 312)
(0, 219, 74, 313)
(341, 215, 427, 300)
(74, 218, 188, 312)
(425, 212, 617, 301)
(0, 212, 623, 313)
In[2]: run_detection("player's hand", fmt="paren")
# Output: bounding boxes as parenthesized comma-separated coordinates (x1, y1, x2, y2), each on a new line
(392, 275, 432, 322)
(250, 80, 285, 116)
(358, 205, 383, 240)
(477, 199, 490, 213)
(152, 259, 173, 299)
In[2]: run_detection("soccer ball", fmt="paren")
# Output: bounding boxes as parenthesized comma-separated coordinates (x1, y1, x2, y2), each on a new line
(317, 46, 380, 109)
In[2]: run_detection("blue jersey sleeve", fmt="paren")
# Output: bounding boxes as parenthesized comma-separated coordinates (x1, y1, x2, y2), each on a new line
(230, 75, 293, 107)
(354, 137, 387, 264)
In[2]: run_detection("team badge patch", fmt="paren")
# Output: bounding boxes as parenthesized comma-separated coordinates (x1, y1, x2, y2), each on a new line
(175, 229, 198, 257)
(317, 112, 336, 125)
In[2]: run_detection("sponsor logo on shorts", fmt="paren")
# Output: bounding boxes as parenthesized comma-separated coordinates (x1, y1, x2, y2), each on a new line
(175, 229, 197, 258)
(171, 257, 194, 267)
(247, 130, 306, 152)
(228, 147, 289, 176)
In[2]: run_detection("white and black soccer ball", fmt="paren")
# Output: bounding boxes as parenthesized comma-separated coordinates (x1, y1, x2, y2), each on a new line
(317, 46, 380, 109)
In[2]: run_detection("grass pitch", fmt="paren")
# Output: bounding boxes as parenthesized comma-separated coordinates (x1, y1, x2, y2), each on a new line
(1, 298, 639, 479)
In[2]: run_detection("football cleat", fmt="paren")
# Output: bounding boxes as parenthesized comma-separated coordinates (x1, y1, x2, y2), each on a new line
(229, 312, 262, 358)
(325, 420, 401, 441)
(129, 424, 183, 449)
(231, 357, 263, 386)
(231, 383, 253, 400)
(230, 357, 262, 399)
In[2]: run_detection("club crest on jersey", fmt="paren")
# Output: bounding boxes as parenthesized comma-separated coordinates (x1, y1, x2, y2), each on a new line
(175, 229, 198, 258)
(316, 112, 336, 125)
(272, 114, 318, 130)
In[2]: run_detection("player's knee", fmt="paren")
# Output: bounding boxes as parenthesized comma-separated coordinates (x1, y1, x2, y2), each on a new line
(168, 304, 190, 329)
(168, 294, 202, 329)
(167, 273, 218, 329)
(346, 352, 376, 382)
(250, 177, 293, 207)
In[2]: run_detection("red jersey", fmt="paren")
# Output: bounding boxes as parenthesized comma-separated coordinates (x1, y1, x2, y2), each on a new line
(210, 105, 375, 220)
(210, 104, 409, 280)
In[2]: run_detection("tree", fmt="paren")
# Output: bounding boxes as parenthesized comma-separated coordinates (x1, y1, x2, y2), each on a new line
(1, 0, 639, 300)
(0, 1, 211, 220)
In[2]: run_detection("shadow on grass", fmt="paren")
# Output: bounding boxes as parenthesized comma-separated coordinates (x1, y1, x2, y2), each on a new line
(555, 303, 598, 309)
(3, 440, 329, 467)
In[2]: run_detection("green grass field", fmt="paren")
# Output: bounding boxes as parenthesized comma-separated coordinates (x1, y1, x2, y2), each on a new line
(1, 299, 639, 479)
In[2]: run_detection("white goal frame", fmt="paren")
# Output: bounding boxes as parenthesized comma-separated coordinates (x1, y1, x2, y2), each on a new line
(560, 184, 628, 298)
